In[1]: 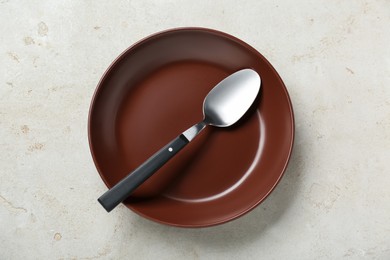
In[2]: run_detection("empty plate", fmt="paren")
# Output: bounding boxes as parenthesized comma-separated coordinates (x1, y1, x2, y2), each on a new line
(88, 28, 294, 227)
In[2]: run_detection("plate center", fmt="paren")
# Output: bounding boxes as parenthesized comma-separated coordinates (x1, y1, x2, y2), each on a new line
(116, 61, 262, 201)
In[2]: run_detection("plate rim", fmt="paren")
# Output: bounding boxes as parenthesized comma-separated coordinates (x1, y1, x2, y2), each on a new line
(88, 27, 295, 227)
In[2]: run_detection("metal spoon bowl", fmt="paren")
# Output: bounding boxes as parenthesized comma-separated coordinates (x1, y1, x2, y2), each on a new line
(98, 69, 261, 212)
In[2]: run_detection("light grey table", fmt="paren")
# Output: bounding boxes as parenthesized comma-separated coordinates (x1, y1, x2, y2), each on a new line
(1, 1, 389, 259)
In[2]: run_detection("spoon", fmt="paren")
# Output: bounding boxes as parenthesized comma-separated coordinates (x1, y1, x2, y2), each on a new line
(98, 69, 261, 212)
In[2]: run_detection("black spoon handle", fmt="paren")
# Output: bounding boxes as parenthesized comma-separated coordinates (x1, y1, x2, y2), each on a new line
(98, 134, 189, 212)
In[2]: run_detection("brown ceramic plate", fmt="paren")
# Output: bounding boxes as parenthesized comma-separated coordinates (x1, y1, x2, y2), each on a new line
(89, 28, 294, 227)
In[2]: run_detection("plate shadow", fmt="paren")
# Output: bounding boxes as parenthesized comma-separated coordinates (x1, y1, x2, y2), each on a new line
(122, 123, 304, 248)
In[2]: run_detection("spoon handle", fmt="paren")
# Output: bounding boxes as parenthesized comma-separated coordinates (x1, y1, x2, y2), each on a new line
(98, 134, 189, 212)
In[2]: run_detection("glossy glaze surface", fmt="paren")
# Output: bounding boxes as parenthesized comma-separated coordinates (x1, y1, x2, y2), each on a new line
(89, 28, 294, 227)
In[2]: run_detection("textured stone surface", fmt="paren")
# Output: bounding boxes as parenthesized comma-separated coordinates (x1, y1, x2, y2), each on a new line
(1, 0, 389, 259)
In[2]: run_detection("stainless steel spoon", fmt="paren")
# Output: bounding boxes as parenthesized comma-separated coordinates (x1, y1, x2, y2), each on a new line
(98, 69, 261, 212)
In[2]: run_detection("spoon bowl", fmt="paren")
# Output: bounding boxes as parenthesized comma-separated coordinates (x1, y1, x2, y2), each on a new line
(203, 69, 261, 127)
